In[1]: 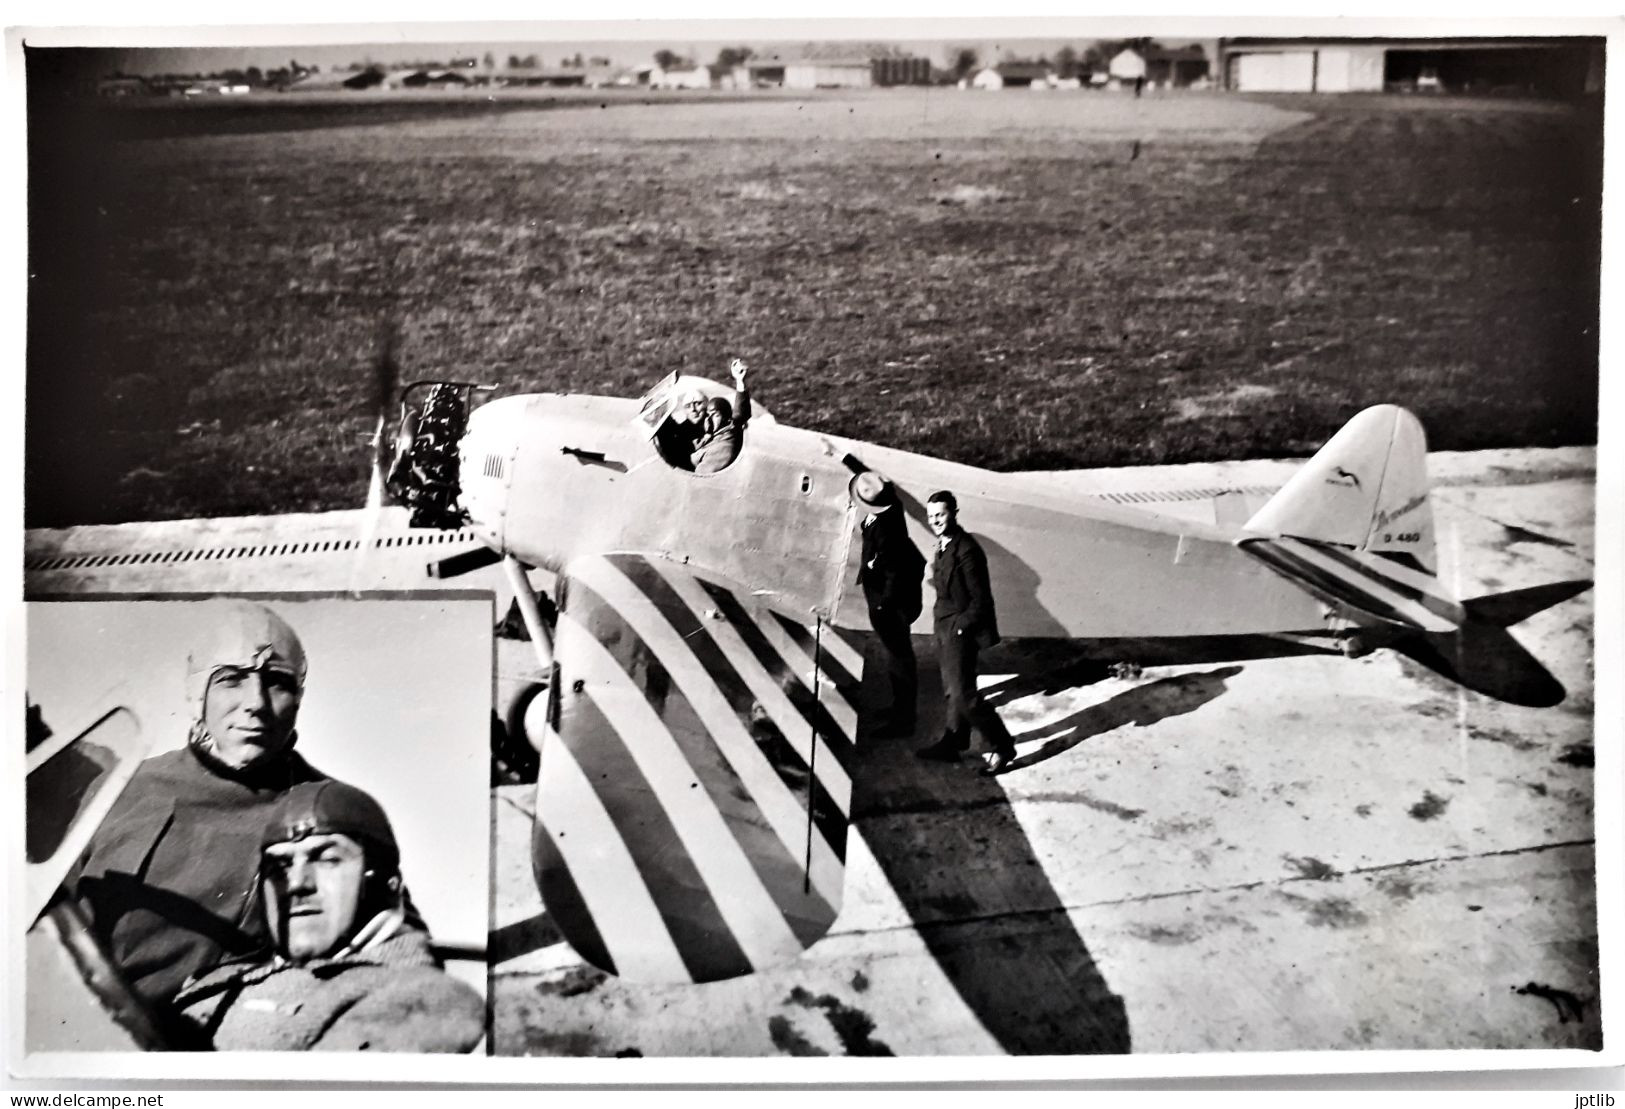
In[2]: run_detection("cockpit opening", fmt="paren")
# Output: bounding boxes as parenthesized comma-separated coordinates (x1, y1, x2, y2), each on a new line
(636, 360, 755, 475)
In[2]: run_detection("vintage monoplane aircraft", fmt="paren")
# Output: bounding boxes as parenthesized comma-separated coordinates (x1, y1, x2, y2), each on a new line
(360, 365, 1588, 987)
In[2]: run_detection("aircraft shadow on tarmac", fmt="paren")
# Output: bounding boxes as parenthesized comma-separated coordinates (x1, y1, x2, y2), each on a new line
(486, 576, 1590, 1051)
(486, 634, 1251, 1054)
(836, 580, 1593, 1053)
(487, 630, 1317, 1052)
(1400, 580, 1594, 708)
(849, 639, 1245, 1055)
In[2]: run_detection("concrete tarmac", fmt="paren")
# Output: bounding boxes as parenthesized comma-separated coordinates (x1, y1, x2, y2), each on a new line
(485, 447, 1602, 1058)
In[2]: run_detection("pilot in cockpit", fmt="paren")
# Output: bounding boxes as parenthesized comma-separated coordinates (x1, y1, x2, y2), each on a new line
(665, 358, 752, 474)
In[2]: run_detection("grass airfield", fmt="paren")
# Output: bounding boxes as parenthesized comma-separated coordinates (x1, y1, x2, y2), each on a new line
(28, 88, 1600, 525)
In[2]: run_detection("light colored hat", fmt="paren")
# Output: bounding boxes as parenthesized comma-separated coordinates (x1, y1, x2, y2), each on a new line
(851, 471, 896, 512)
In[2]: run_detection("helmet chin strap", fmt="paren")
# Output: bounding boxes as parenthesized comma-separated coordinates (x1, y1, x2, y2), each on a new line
(334, 904, 407, 959)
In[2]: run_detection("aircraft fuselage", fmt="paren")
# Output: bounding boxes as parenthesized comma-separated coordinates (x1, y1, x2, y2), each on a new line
(458, 393, 1330, 641)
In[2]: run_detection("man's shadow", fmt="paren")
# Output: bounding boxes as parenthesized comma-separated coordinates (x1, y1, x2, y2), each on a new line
(848, 637, 1252, 1055)
(1000, 661, 1242, 774)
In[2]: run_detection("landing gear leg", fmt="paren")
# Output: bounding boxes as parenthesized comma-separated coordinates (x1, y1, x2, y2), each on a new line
(501, 556, 554, 673)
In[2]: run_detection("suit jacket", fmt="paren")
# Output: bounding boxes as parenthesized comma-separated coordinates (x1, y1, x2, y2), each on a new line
(932, 530, 1000, 648)
(857, 510, 924, 623)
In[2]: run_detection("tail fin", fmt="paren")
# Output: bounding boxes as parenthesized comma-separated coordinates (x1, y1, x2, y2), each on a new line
(1238, 406, 1465, 634)
(1243, 404, 1436, 573)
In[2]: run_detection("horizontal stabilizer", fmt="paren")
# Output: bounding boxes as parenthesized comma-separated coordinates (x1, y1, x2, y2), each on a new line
(1239, 535, 1465, 633)
(1395, 620, 1568, 708)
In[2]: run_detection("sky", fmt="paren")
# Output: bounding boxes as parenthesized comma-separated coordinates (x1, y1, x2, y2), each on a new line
(27, 597, 492, 958)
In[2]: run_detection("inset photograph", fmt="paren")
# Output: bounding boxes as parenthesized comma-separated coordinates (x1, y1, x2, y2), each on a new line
(24, 595, 492, 1054)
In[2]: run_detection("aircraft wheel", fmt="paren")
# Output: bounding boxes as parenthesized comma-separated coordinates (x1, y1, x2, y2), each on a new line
(1341, 632, 1377, 659)
(492, 681, 545, 785)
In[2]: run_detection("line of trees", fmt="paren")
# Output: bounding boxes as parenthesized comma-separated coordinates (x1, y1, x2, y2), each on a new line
(944, 38, 1193, 81)
(332, 51, 620, 73)
(652, 46, 754, 71)
(310, 37, 1202, 81)
(147, 59, 317, 87)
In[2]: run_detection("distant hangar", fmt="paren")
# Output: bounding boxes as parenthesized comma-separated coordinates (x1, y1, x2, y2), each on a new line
(1217, 37, 1603, 95)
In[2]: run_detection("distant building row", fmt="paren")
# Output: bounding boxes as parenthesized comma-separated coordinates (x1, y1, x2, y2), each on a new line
(491, 39, 1603, 96)
(649, 58, 920, 90)
(92, 52, 1198, 98)
(94, 38, 1604, 99)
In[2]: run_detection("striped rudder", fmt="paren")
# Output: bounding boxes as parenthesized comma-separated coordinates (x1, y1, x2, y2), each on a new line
(1238, 535, 1465, 633)
(532, 553, 863, 983)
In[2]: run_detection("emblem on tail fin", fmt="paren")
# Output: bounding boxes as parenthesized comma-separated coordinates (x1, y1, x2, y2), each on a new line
(1327, 466, 1362, 488)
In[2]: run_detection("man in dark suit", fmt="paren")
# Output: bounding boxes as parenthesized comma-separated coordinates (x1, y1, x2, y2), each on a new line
(918, 490, 1017, 775)
(853, 473, 924, 738)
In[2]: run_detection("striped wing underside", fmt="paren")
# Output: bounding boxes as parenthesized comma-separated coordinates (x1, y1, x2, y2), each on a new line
(532, 553, 865, 983)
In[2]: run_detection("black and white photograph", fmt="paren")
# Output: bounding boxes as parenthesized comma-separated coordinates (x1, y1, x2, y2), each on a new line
(8, 9, 1620, 1084)
(21, 597, 492, 1057)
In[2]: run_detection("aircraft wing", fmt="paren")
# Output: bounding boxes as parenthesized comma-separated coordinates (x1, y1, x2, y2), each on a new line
(1002, 464, 1297, 527)
(532, 552, 863, 983)
(24, 509, 497, 596)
